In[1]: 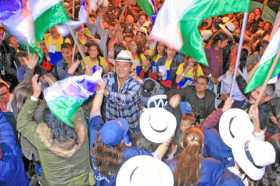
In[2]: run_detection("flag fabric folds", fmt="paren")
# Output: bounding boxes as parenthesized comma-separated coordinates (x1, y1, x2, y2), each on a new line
(245, 28, 280, 93)
(151, 0, 250, 66)
(30, 0, 69, 42)
(43, 69, 102, 128)
(1, 0, 69, 43)
(136, 0, 155, 16)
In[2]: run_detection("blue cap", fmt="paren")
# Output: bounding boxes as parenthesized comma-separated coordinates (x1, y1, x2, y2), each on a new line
(179, 101, 192, 115)
(100, 118, 129, 146)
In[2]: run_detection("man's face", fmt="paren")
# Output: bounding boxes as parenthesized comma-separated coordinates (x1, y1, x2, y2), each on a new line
(219, 39, 228, 49)
(195, 78, 208, 93)
(61, 47, 73, 60)
(8, 36, 19, 49)
(115, 61, 131, 79)
(0, 84, 10, 111)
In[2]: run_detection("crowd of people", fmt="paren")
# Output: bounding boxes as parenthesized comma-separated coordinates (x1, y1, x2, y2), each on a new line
(0, 0, 280, 186)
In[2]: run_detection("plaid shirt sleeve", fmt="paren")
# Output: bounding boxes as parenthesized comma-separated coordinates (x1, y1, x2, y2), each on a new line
(107, 81, 141, 108)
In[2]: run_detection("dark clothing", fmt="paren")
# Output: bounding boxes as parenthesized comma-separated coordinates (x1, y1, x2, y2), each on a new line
(0, 42, 19, 89)
(158, 54, 184, 86)
(52, 59, 82, 80)
(205, 48, 224, 78)
(179, 86, 215, 120)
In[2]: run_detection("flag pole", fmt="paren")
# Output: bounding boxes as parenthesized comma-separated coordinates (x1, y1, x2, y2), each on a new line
(255, 50, 280, 105)
(229, 12, 248, 98)
(72, 0, 75, 19)
(66, 25, 86, 60)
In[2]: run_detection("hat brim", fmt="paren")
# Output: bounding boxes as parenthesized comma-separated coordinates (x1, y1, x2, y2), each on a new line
(140, 108, 177, 143)
(219, 109, 254, 148)
(116, 155, 174, 186)
(232, 139, 265, 181)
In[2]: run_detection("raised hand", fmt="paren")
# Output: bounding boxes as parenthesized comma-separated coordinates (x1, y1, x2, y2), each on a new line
(31, 74, 42, 98)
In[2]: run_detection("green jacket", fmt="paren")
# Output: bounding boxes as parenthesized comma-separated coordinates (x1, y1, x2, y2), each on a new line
(17, 98, 93, 186)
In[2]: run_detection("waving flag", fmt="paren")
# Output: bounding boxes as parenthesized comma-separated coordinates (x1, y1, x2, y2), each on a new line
(44, 69, 102, 128)
(30, 0, 69, 42)
(151, 0, 249, 66)
(136, 0, 155, 16)
(245, 28, 280, 93)
(56, 0, 88, 37)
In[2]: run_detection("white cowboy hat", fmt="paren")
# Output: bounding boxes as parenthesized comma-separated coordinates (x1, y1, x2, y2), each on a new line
(116, 155, 174, 186)
(232, 138, 276, 181)
(219, 108, 254, 148)
(140, 108, 177, 143)
(115, 50, 133, 63)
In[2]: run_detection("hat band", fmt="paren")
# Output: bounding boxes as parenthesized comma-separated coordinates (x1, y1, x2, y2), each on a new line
(244, 143, 263, 169)
(229, 116, 236, 138)
(149, 114, 168, 133)
(116, 57, 131, 62)
(129, 166, 139, 183)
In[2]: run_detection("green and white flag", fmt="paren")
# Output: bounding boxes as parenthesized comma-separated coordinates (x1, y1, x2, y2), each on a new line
(151, 0, 250, 66)
(245, 28, 280, 93)
(30, 0, 69, 42)
(136, 0, 155, 16)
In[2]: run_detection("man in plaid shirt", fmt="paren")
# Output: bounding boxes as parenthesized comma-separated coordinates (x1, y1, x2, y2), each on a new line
(103, 50, 142, 132)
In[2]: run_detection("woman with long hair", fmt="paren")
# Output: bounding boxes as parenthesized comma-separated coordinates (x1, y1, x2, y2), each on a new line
(168, 127, 244, 186)
(82, 42, 108, 74)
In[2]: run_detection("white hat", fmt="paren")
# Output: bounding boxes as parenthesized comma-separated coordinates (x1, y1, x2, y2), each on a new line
(116, 155, 174, 186)
(140, 108, 176, 143)
(219, 109, 254, 148)
(115, 50, 133, 63)
(232, 138, 276, 180)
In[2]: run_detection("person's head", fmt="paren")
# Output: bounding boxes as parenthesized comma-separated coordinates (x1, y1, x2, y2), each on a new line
(249, 85, 274, 104)
(127, 41, 138, 54)
(43, 108, 78, 143)
(16, 51, 29, 65)
(7, 36, 19, 49)
(175, 127, 204, 185)
(138, 14, 147, 25)
(11, 82, 32, 116)
(0, 25, 4, 35)
(91, 118, 129, 176)
(156, 42, 165, 55)
(166, 47, 176, 58)
(248, 12, 256, 24)
(126, 14, 135, 24)
(211, 32, 228, 48)
(263, 22, 272, 32)
(61, 43, 73, 60)
(195, 76, 209, 94)
(254, 8, 262, 17)
(0, 80, 10, 112)
(87, 42, 101, 59)
(115, 50, 133, 80)
(180, 114, 196, 132)
(168, 93, 182, 109)
(49, 27, 60, 39)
